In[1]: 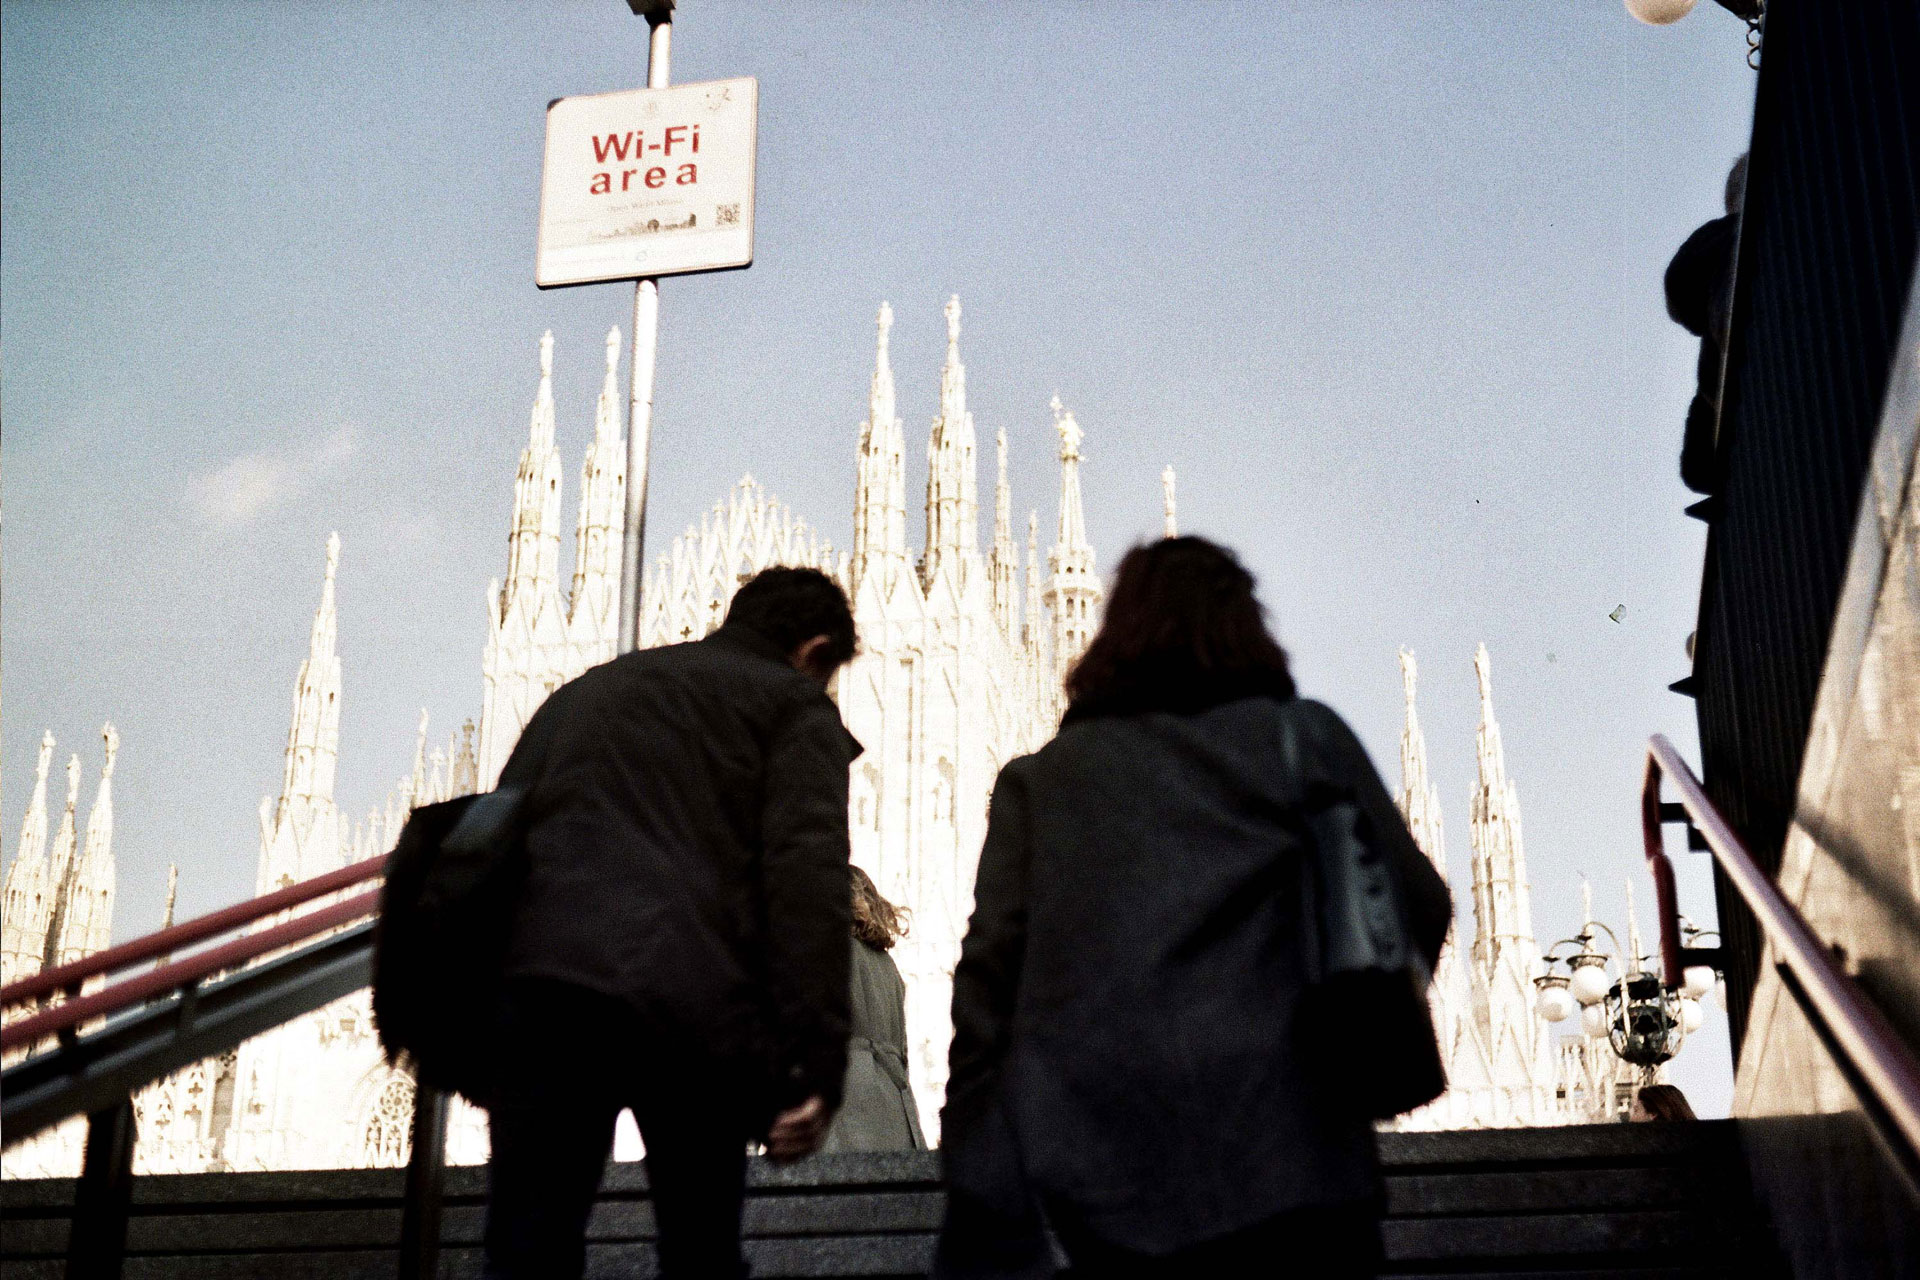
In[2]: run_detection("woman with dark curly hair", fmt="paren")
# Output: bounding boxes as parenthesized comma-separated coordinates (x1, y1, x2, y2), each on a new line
(940, 536, 1452, 1279)
(819, 865, 927, 1152)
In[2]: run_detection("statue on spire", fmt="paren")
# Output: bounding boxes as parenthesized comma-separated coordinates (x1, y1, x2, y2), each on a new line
(1162, 465, 1178, 538)
(1052, 395, 1083, 461)
(944, 294, 961, 352)
(604, 325, 620, 376)
(879, 299, 894, 350)
(540, 329, 554, 380)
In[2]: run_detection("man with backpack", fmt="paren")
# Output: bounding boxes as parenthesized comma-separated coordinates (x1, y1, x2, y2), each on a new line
(481, 566, 862, 1279)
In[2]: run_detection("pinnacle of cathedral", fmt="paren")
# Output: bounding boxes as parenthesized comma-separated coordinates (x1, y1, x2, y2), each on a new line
(1162, 465, 1178, 538)
(410, 709, 430, 803)
(923, 295, 980, 588)
(312, 532, 340, 665)
(853, 301, 908, 588)
(503, 331, 566, 612)
(1045, 396, 1100, 676)
(1397, 648, 1447, 878)
(279, 536, 343, 810)
(1469, 642, 1533, 960)
(990, 428, 1020, 638)
(1024, 509, 1047, 661)
(53, 724, 118, 969)
(570, 325, 628, 658)
(40, 754, 82, 971)
(0, 731, 57, 986)
(12, 732, 55, 877)
(162, 863, 179, 931)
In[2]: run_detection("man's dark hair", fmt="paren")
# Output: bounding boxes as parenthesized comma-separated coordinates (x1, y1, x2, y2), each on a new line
(723, 566, 857, 669)
(1065, 536, 1294, 720)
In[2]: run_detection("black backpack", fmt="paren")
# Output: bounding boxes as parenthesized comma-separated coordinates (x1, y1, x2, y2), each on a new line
(372, 784, 535, 1107)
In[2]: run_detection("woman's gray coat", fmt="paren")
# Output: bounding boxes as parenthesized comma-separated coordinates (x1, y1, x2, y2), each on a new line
(820, 938, 927, 1152)
(943, 696, 1450, 1256)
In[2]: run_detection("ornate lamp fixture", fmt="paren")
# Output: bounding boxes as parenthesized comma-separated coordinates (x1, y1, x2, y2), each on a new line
(1533, 881, 1722, 1068)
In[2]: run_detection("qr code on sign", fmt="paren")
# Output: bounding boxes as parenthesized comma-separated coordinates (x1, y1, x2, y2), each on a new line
(716, 204, 741, 226)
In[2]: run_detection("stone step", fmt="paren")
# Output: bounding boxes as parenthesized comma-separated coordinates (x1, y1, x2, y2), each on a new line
(0, 1122, 1786, 1278)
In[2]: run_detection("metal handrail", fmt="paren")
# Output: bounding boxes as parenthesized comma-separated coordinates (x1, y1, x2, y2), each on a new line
(0, 853, 388, 1011)
(0, 888, 381, 1052)
(0, 834, 449, 1280)
(1642, 733, 1920, 1166)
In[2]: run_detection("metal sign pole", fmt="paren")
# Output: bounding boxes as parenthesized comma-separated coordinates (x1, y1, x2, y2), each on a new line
(618, 3, 674, 654)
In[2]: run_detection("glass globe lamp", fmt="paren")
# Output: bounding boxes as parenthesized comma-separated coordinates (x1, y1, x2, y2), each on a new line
(1569, 956, 1612, 1006)
(1534, 977, 1576, 1023)
(1581, 1003, 1611, 1037)
(1680, 964, 1717, 1000)
(1625, 0, 1698, 24)
(1680, 997, 1705, 1034)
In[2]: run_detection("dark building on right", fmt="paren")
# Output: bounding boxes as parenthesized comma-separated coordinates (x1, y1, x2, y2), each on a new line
(1675, 0, 1920, 1274)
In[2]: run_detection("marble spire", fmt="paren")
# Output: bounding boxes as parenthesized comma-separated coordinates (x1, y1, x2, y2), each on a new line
(1024, 510, 1045, 656)
(162, 864, 179, 931)
(1, 731, 57, 985)
(40, 754, 82, 970)
(1162, 465, 1178, 538)
(1469, 642, 1534, 964)
(989, 428, 1020, 638)
(853, 301, 908, 589)
(923, 295, 980, 587)
(257, 536, 347, 892)
(54, 724, 118, 968)
(568, 325, 627, 667)
(479, 332, 577, 788)
(1045, 396, 1101, 677)
(1467, 642, 1556, 1120)
(503, 331, 564, 610)
(1398, 649, 1447, 875)
(280, 535, 342, 807)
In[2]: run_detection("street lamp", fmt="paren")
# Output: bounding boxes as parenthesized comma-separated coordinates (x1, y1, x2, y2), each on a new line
(1533, 884, 1722, 1069)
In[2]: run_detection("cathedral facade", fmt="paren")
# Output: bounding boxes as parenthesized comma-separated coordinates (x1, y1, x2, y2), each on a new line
(3, 296, 1647, 1179)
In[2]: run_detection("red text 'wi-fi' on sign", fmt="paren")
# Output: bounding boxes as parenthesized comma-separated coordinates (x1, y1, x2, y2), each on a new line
(537, 77, 758, 288)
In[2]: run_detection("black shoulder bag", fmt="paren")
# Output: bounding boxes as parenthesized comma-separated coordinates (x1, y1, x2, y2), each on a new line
(1280, 706, 1447, 1120)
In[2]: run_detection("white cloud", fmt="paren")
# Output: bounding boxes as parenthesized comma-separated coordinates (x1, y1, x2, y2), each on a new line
(184, 427, 359, 528)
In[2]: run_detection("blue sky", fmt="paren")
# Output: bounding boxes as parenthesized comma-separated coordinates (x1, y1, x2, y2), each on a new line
(2, 0, 1758, 1110)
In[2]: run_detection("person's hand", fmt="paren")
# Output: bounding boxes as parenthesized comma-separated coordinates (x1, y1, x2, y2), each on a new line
(766, 1095, 830, 1162)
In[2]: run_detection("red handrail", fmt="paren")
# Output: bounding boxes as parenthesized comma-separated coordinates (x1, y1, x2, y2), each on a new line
(1642, 733, 1920, 1161)
(0, 854, 388, 1011)
(0, 888, 383, 1052)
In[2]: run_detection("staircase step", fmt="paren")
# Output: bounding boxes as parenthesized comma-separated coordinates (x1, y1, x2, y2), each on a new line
(0, 1122, 1784, 1278)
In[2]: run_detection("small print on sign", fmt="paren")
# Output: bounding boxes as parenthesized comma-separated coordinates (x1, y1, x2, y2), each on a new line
(537, 77, 757, 288)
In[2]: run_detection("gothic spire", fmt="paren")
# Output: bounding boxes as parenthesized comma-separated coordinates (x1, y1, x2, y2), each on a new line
(570, 325, 628, 664)
(1398, 648, 1447, 877)
(923, 295, 979, 586)
(410, 709, 429, 803)
(503, 331, 565, 612)
(1024, 510, 1044, 652)
(1469, 642, 1533, 968)
(279, 536, 343, 808)
(12, 731, 54, 881)
(853, 301, 907, 589)
(53, 724, 118, 968)
(989, 427, 1019, 637)
(1162, 465, 1179, 538)
(1045, 396, 1101, 675)
(40, 754, 81, 970)
(1, 731, 57, 985)
(161, 864, 179, 931)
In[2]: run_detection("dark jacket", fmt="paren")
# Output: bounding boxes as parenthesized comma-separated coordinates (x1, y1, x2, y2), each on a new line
(499, 625, 862, 1118)
(819, 938, 928, 1152)
(944, 694, 1449, 1255)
